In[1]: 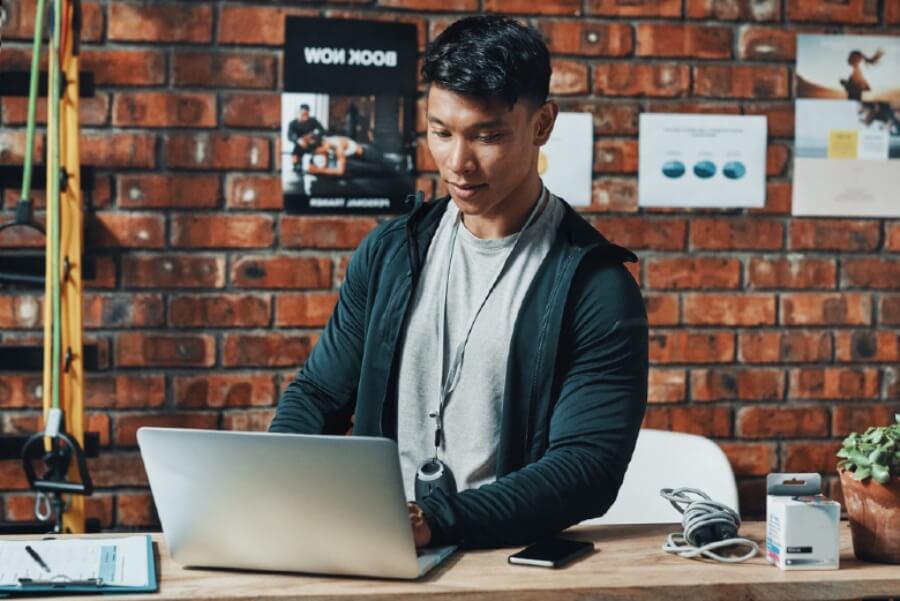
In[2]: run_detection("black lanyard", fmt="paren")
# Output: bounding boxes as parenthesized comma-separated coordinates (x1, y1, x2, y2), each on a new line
(429, 185, 548, 459)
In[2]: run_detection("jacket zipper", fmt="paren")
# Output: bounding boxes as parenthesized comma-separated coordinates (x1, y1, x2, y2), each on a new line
(376, 209, 423, 437)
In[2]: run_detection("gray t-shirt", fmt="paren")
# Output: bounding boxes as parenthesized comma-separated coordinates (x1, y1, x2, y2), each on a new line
(397, 188, 564, 500)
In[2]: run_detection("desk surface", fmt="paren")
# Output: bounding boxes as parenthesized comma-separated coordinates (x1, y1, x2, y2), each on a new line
(14, 521, 900, 601)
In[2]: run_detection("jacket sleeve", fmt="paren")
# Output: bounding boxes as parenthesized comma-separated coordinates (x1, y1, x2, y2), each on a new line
(268, 228, 377, 434)
(419, 258, 649, 548)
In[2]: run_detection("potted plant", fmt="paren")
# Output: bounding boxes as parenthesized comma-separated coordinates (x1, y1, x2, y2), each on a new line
(837, 413, 900, 563)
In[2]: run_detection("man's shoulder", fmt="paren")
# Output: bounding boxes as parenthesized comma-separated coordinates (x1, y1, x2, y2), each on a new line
(569, 250, 645, 333)
(359, 214, 409, 257)
(551, 194, 637, 264)
(546, 197, 643, 318)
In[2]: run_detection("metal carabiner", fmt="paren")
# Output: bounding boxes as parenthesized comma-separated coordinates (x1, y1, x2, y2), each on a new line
(34, 491, 52, 522)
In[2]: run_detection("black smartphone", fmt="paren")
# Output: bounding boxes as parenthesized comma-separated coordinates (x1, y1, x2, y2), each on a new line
(507, 538, 595, 568)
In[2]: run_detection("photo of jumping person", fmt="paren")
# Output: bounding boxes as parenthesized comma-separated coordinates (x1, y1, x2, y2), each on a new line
(795, 35, 900, 160)
(840, 48, 884, 101)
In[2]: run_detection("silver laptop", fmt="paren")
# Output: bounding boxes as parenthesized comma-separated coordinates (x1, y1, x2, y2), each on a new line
(137, 428, 457, 579)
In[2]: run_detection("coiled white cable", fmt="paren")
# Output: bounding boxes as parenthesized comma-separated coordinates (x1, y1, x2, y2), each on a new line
(660, 487, 759, 563)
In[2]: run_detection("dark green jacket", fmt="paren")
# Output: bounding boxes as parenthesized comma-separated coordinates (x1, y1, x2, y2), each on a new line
(270, 195, 649, 548)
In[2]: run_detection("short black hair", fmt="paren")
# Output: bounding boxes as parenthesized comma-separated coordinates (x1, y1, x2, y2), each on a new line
(421, 16, 551, 108)
(299, 104, 310, 111)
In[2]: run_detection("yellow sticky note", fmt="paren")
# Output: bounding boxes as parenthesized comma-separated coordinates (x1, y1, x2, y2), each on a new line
(828, 130, 858, 159)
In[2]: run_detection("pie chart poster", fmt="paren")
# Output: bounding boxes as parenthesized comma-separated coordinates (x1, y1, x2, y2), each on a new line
(283, 17, 417, 214)
(638, 113, 767, 209)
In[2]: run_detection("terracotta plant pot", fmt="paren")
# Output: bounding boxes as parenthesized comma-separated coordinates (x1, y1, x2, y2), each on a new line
(839, 469, 900, 564)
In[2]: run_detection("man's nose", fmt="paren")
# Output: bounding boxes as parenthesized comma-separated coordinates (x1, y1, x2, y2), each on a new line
(445, 139, 475, 174)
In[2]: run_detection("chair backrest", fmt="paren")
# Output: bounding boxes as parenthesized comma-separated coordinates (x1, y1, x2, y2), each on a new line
(583, 429, 739, 525)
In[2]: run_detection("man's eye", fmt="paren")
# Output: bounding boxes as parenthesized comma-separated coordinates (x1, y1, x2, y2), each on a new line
(430, 130, 451, 138)
(477, 133, 503, 143)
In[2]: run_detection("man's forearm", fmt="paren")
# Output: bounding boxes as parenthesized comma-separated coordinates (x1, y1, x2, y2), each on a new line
(419, 442, 630, 548)
(270, 367, 354, 434)
(269, 224, 379, 436)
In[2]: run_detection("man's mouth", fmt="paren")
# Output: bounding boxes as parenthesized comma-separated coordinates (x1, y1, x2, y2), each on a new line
(448, 182, 486, 199)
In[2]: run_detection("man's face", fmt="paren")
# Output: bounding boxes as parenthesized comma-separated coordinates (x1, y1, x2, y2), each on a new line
(426, 85, 553, 220)
(299, 108, 310, 121)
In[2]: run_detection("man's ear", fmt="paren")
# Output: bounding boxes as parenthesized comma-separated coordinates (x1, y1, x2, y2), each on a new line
(533, 100, 559, 146)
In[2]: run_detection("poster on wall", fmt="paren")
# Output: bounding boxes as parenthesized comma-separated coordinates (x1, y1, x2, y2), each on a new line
(637, 113, 767, 208)
(538, 112, 593, 206)
(282, 17, 418, 214)
(793, 34, 900, 217)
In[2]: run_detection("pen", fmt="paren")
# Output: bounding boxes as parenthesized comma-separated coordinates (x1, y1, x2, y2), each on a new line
(25, 545, 51, 573)
(19, 578, 103, 588)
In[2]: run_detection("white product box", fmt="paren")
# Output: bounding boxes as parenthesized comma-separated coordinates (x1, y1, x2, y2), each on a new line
(766, 473, 840, 570)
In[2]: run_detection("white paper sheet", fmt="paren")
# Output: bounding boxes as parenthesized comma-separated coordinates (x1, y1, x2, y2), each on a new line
(638, 113, 767, 208)
(0, 535, 149, 587)
(539, 112, 593, 206)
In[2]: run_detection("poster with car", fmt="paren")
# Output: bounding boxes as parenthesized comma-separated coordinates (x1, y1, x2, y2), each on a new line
(282, 17, 418, 214)
(793, 34, 900, 217)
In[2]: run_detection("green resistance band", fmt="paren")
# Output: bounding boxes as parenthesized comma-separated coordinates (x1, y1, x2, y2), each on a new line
(19, 0, 46, 203)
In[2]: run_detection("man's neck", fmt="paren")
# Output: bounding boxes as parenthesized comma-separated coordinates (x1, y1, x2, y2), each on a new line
(460, 175, 544, 240)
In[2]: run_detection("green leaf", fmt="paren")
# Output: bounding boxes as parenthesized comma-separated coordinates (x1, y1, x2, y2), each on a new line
(852, 467, 872, 481)
(872, 464, 890, 484)
(836, 448, 851, 459)
(871, 430, 884, 444)
(849, 450, 871, 467)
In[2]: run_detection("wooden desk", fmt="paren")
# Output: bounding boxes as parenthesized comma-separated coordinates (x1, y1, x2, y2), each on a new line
(24, 521, 900, 600)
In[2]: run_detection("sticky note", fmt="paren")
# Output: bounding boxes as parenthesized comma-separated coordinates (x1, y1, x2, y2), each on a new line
(827, 130, 858, 159)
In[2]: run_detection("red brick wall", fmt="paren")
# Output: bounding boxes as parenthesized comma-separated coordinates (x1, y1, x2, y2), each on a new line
(1, 0, 899, 529)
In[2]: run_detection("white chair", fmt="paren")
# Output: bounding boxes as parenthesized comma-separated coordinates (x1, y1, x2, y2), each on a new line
(583, 429, 739, 525)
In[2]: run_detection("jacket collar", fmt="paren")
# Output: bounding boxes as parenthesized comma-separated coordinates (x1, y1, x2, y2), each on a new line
(404, 192, 638, 268)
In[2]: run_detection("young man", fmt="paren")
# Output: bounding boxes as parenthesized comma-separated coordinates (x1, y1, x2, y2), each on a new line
(287, 104, 325, 169)
(270, 16, 648, 549)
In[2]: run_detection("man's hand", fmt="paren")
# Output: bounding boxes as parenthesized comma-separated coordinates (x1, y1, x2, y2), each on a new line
(407, 502, 432, 548)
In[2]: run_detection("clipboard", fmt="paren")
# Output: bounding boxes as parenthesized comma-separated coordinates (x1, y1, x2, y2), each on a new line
(0, 534, 157, 597)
